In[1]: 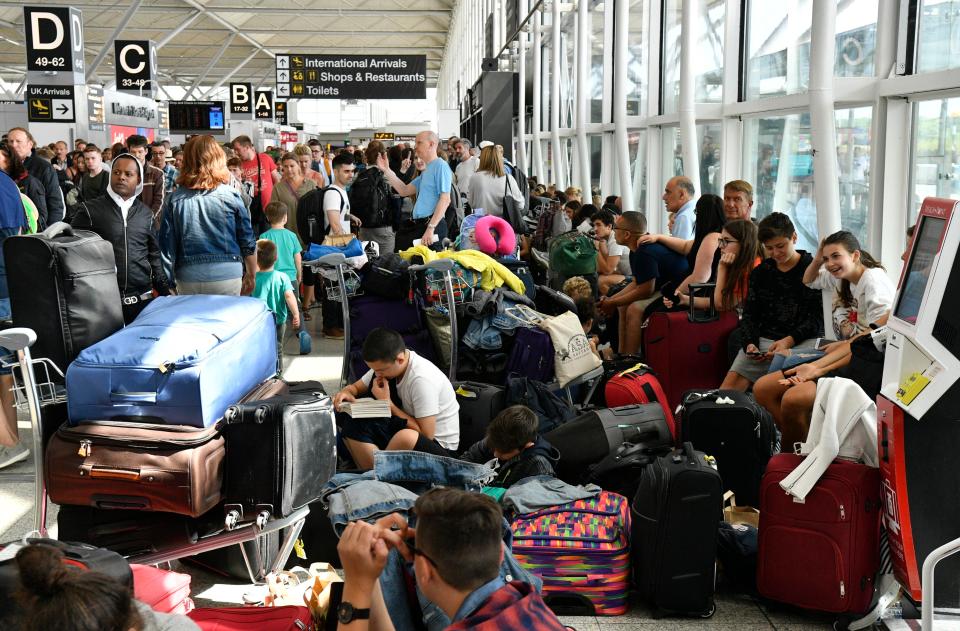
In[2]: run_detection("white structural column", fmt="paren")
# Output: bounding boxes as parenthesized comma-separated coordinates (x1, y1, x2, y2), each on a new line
(809, 0, 841, 238)
(613, 0, 633, 209)
(517, 3, 528, 174)
(576, 0, 590, 192)
(551, 0, 564, 189)
(532, 9, 545, 183)
(678, 0, 700, 194)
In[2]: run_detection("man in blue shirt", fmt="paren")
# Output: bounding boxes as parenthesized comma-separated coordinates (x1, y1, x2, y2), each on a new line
(597, 211, 689, 354)
(662, 175, 696, 240)
(377, 131, 453, 251)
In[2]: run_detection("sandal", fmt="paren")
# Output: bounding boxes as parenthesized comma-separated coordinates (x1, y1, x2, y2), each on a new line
(302, 311, 312, 321)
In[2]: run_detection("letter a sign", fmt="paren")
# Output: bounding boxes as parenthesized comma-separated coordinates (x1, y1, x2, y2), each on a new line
(254, 90, 274, 120)
(24, 7, 84, 76)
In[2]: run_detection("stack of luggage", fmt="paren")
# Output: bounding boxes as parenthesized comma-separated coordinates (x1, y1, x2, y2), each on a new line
(39, 293, 338, 578)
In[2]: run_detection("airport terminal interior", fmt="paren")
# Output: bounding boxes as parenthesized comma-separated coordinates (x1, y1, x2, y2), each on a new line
(2, 0, 960, 630)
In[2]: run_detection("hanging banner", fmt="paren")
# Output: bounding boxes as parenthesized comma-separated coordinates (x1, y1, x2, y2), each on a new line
(274, 99, 287, 125)
(114, 40, 158, 98)
(275, 54, 426, 99)
(24, 7, 84, 76)
(229, 82, 252, 116)
(254, 89, 273, 120)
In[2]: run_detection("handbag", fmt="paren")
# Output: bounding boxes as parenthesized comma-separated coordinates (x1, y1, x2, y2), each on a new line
(542, 310, 601, 387)
(548, 230, 597, 277)
(502, 175, 524, 233)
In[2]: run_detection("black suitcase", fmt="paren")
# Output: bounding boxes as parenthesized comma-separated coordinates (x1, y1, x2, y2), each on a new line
(678, 389, 777, 507)
(534, 284, 575, 316)
(56, 504, 200, 558)
(220, 391, 337, 521)
(286, 500, 341, 569)
(632, 442, 723, 617)
(454, 381, 506, 453)
(584, 441, 662, 502)
(545, 404, 674, 484)
(4, 222, 123, 374)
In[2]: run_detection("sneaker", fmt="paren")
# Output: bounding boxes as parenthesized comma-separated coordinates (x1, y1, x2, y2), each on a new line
(0, 442, 29, 470)
(323, 327, 345, 340)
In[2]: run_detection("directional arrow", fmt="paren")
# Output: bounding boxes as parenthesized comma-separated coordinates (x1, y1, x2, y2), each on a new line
(277, 56, 288, 68)
(57, 103, 70, 115)
(279, 71, 287, 81)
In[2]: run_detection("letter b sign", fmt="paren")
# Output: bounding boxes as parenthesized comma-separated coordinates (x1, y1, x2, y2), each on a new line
(230, 83, 252, 114)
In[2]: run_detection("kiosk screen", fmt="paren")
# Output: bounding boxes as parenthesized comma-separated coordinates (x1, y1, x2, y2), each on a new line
(894, 216, 945, 324)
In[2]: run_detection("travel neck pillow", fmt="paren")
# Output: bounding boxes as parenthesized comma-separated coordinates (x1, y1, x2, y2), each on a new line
(474, 215, 516, 256)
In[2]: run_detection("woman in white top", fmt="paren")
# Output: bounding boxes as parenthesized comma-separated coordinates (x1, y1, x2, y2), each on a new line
(467, 146, 525, 217)
(754, 229, 895, 448)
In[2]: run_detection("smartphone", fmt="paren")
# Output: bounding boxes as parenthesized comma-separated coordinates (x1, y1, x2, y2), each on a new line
(746, 350, 766, 357)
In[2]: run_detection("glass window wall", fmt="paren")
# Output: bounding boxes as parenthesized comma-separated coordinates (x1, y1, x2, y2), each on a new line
(590, 134, 603, 190)
(561, 13, 576, 129)
(917, 0, 960, 73)
(628, 130, 647, 212)
(627, 0, 650, 117)
(660, 123, 723, 196)
(835, 0, 879, 77)
(745, 1, 813, 100)
(662, 0, 725, 114)
(590, 0, 606, 123)
(912, 97, 960, 220)
(836, 106, 873, 247)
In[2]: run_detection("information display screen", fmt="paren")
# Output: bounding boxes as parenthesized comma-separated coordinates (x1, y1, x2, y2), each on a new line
(168, 101, 226, 133)
(895, 216, 946, 324)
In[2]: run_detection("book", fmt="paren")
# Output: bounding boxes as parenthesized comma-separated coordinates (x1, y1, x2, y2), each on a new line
(340, 399, 391, 419)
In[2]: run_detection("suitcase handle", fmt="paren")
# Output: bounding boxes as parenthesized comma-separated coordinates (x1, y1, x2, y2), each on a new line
(40, 221, 75, 239)
(110, 391, 158, 405)
(89, 467, 140, 481)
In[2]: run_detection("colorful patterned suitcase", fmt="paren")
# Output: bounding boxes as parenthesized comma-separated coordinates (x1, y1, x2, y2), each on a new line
(510, 491, 631, 615)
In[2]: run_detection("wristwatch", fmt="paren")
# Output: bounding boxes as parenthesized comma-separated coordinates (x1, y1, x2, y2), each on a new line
(337, 602, 371, 624)
(427, 222, 438, 230)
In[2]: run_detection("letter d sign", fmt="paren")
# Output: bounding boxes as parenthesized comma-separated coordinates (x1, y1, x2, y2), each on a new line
(24, 7, 82, 73)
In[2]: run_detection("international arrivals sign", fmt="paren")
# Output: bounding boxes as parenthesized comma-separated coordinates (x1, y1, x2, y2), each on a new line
(275, 54, 426, 100)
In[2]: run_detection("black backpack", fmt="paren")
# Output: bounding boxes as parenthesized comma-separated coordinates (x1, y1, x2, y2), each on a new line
(347, 169, 391, 228)
(296, 186, 347, 245)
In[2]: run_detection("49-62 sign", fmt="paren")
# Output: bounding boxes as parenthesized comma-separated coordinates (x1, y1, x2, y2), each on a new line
(24, 7, 84, 74)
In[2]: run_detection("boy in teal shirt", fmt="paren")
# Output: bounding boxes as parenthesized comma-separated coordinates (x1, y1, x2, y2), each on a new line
(260, 201, 303, 288)
(253, 239, 300, 374)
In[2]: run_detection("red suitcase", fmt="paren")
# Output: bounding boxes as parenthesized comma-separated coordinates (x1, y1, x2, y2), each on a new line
(131, 564, 194, 615)
(603, 363, 676, 434)
(757, 454, 882, 614)
(642, 309, 738, 410)
(187, 606, 313, 630)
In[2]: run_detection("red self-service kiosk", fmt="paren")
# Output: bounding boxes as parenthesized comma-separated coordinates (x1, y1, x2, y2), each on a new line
(879, 197, 960, 617)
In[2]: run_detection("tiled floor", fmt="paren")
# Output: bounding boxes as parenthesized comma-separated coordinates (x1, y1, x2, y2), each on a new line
(0, 311, 906, 629)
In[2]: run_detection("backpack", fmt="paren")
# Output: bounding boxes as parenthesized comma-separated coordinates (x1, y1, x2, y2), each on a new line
(19, 193, 38, 234)
(296, 186, 346, 245)
(549, 230, 598, 277)
(533, 202, 561, 250)
(445, 180, 464, 235)
(348, 168, 391, 228)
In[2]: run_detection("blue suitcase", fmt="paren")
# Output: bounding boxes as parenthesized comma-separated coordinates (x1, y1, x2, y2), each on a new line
(66, 295, 277, 428)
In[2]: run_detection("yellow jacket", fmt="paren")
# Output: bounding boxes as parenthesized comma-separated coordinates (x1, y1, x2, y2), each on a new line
(399, 247, 526, 295)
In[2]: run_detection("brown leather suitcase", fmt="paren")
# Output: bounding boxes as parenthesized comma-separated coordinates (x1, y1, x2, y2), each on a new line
(45, 421, 225, 517)
(44, 378, 289, 517)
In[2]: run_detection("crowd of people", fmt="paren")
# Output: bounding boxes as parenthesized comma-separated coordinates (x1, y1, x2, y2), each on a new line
(0, 125, 910, 631)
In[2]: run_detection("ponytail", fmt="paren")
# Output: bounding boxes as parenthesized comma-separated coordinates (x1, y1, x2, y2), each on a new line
(822, 230, 884, 307)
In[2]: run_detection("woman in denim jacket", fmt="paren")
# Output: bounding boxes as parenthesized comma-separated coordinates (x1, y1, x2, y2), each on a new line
(160, 136, 256, 296)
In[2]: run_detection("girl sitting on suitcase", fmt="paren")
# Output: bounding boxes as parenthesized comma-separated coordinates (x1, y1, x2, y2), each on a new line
(460, 405, 559, 489)
(333, 327, 460, 470)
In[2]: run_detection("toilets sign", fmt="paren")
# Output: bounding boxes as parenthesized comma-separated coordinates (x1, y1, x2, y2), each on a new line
(24, 7, 84, 75)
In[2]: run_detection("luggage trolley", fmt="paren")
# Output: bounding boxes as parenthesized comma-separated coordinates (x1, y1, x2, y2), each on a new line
(0, 327, 308, 584)
(303, 253, 353, 390)
(408, 258, 461, 382)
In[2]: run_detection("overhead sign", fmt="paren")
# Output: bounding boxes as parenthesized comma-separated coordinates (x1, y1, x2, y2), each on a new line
(87, 84, 104, 130)
(105, 89, 157, 127)
(274, 99, 287, 125)
(230, 82, 252, 115)
(24, 7, 84, 75)
(374, 132, 395, 140)
(275, 54, 427, 99)
(114, 40, 158, 97)
(280, 131, 298, 143)
(254, 89, 273, 120)
(26, 84, 75, 122)
(157, 101, 169, 137)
